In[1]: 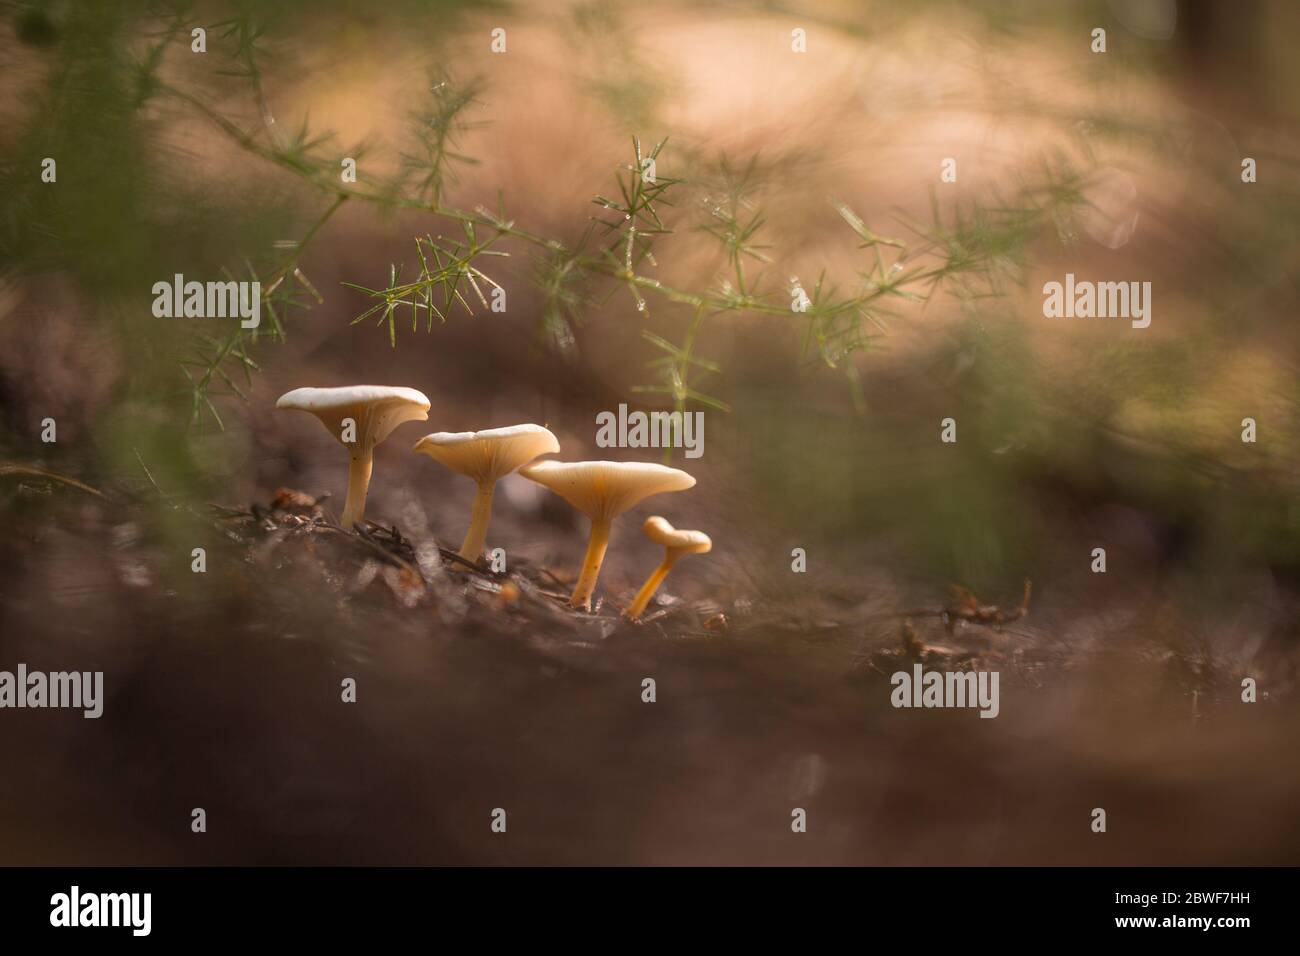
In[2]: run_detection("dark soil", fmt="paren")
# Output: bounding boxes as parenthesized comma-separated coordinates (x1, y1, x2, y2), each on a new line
(2, 484, 1297, 866)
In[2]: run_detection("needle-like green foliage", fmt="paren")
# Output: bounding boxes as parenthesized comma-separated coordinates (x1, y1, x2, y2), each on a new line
(0, 2, 1190, 439)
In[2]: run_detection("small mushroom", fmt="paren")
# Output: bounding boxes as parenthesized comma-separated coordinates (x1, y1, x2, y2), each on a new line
(518, 460, 695, 610)
(276, 385, 430, 529)
(413, 424, 559, 562)
(623, 516, 712, 620)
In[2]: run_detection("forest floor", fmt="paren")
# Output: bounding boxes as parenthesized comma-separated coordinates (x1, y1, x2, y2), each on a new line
(2, 475, 1297, 866)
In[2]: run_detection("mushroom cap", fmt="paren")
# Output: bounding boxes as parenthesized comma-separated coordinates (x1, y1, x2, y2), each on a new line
(642, 515, 711, 554)
(413, 424, 559, 483)
(277, 386, 430, 449)
(518, 460, 695, 522)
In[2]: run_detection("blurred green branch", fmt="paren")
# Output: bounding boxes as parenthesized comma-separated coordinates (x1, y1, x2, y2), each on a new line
(149, 7, 1090, 431)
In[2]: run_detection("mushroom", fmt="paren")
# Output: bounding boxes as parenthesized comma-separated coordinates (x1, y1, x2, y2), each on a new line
(518, 460, 695, 610)
(623, 516, 712, 620)
(413, 424, 560, 562)
(276, 385, 430, 529)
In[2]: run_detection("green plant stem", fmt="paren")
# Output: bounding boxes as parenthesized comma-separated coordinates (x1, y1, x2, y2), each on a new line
(158, 78, 795, 319)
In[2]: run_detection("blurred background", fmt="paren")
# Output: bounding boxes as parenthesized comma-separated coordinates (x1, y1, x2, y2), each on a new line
(1, 0, 1299, 864)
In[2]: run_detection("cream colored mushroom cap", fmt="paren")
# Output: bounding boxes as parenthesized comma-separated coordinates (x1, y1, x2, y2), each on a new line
(642, 516, 711, 554)
(413, 424, 558, 483)
(518, 460, 695, 522)
(277, 386, 430, 448)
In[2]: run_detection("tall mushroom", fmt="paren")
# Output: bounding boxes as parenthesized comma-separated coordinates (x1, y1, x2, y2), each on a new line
(518, 460, 696, 610)
(624, 516, 712, 620)
(413, 424, 559, 562)
(276, 385, 430, 529)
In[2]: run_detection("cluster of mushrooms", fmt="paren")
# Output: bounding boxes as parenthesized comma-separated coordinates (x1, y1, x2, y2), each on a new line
(276, 385, 711, 619)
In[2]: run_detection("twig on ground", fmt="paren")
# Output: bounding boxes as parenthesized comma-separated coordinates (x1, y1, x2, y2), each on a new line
(0, 463, 106, 499)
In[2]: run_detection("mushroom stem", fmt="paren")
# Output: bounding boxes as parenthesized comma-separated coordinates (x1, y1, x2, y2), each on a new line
(458, 481, 495, 561)
(570, 518, 612, 610)
(341, 451, 373, 529)
(624, 552, 679, 620)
